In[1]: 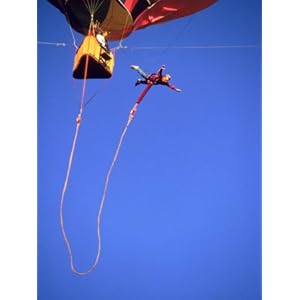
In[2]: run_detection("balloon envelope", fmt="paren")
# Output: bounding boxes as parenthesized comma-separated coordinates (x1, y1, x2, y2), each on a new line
(48, 0, 217, 40)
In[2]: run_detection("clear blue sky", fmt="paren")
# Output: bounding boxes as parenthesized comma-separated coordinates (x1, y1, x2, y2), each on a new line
(38, 1, 261, 299)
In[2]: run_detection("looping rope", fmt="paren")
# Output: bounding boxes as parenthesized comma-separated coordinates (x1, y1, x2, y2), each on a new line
(60, 66, 152, 275)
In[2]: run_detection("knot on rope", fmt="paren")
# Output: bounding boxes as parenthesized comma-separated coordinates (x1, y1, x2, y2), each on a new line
(76, 114, 81, 124)
(129, 103, 138, 121)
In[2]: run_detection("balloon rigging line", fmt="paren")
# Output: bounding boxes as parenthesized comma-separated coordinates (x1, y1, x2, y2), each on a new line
(83, 0, 104, 16)
(93, 0, 105, 16)
(130, 44, 261, 50)
(118, 10, 132, 49)
(94, 1, 129, 46)
(38, 41, 260, 50)
(83, 90, 100, 108)
(83, 76, 113, 109)
(82, 0, 90, 13)
(67, 22, 79, 49)
(150, 14, 195, 64)
(38, 41, 69, 47)
(60, 5, 79, 50)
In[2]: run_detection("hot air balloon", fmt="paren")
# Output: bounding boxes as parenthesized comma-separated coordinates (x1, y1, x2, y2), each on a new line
(48, 0, 217, 79)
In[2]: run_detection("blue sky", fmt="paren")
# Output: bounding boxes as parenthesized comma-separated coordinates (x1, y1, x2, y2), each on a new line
(38, 1, 261, 299)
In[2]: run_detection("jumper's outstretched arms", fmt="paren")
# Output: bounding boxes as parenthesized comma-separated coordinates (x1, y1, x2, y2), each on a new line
(168, 84, 182, 92)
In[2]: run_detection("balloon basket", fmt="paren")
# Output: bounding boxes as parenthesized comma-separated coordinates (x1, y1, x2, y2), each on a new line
(73, 35, 114, 79)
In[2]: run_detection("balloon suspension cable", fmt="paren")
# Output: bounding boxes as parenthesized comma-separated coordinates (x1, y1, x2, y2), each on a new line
(68, 23, 79, 49)
(124, 15, 258, 54)
(129, 44, 261, 50)
(83, 0, 105, 19)
(62, 8, 79, 49)
(113, 42, 128, 51)
(93, 0, 105, 15)
(117, 10, 132, 50)
(38, 41, 68, 47)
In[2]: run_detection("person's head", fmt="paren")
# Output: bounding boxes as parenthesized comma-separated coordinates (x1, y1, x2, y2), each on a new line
(103, 31, 108, 38)
(162, 74, 171, 82)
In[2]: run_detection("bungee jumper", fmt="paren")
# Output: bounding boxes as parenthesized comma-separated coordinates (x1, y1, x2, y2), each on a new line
(129, 65, 182, 120)
(131, 65, 182, 92)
